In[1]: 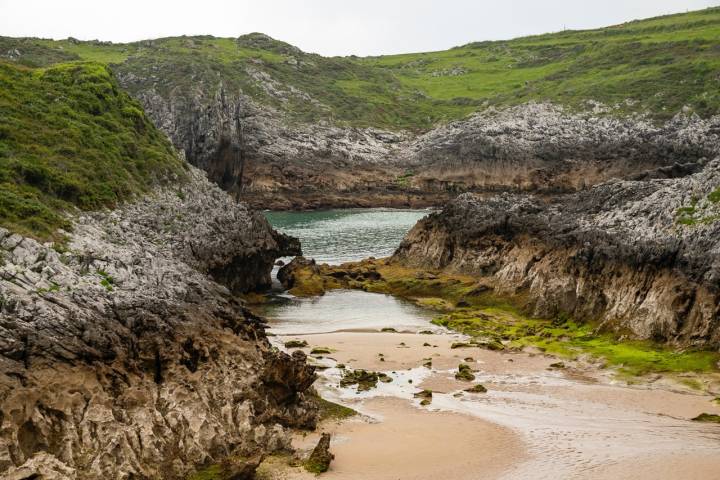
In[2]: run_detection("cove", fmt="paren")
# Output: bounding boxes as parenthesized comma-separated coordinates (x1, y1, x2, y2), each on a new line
(261, 208, 434, 335)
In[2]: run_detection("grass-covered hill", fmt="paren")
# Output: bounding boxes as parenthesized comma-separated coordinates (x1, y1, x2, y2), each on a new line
(0, 62, 186, 240)
(2, 6, 720, 131)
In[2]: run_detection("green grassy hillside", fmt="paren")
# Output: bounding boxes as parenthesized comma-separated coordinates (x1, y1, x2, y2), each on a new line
(0, 62, 186, 240)
(364, 6, 720, 121)
(2, 7, 719, 131)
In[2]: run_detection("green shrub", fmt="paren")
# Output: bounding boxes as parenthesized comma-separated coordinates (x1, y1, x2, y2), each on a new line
(0, 61, 186, 239)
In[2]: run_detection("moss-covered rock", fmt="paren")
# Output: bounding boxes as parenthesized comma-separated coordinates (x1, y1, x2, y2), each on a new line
(310, 347, 332, 355)
(455, 363, 476, 382)
(692, 413, 720, 423)
(378, 372, 393, 383)
(340, 369, 382, 392)
(276, 258, 720, 379)
(304, 433, 334, 474)
(284, 340, 308, 349)
(414, 389, 433, 399)
(465, 384, 488, 393)
(317, 398, 358, 422)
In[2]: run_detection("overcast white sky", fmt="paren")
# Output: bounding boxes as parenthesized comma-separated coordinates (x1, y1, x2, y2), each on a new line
(1, 0, 718, 56)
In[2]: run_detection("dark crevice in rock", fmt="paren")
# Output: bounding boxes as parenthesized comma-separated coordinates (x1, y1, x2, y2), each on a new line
(153, 348, 163, 385)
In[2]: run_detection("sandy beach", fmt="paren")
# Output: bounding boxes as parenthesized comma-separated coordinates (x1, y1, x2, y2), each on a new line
(261, 330, 720, 480)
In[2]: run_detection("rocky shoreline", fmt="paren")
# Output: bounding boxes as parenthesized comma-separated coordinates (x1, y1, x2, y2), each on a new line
(0, 168, 316, 479)
(394, 159, 720, 347)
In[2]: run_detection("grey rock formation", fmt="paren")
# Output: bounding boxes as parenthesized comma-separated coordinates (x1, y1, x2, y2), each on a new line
(402, 103, 720, 192)
(0, 168, 312, 479)
(120, 74, 413, 210)
(395, 159, 720, 346)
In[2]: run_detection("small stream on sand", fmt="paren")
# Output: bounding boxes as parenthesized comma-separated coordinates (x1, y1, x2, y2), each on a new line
(258, 209, 720, 480)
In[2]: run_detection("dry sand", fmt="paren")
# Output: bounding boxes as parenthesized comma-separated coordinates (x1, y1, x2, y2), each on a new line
(264, 331, 720, 480)
(278, 396, 524, 480)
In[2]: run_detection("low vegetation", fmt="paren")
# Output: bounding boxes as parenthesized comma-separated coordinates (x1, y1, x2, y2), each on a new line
(282, 258, 720, 381)
(676, 191, 720, 226)
(0, 61, 186, 240)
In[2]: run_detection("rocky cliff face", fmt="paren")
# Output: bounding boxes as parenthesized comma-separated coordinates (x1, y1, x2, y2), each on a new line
(121, 73, 424, 210)
(403, 103, 720, 193)
(395, 160, 720, 347)
(0, 168, 313, 479)
(4, 30, 720, 209)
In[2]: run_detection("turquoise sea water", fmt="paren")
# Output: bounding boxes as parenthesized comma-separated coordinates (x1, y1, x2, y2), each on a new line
(264, 208, 430, 265)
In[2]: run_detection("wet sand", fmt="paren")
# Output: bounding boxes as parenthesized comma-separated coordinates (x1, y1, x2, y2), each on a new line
(279, 396, 524, 480)
(264, 330, 720, 480)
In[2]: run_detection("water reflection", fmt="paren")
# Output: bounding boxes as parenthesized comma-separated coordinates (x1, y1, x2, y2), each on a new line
(258, 290, 439, 335)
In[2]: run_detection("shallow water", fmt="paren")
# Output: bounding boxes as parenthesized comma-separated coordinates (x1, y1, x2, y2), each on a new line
(259, 290, 439, 335)
(264, 208, 430, 265)
(263, 209, 434, 335)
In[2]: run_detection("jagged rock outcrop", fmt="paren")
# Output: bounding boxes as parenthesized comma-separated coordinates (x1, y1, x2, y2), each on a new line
(395, 159, 720, 346)
(402, 103, 720, 192)
(122, 78, 419, 210)
(0, 168, 313, 479)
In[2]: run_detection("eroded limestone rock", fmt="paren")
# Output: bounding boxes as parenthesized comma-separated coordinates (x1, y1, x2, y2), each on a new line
(395, 159, 720, 346)
(0, 168, 314, 479)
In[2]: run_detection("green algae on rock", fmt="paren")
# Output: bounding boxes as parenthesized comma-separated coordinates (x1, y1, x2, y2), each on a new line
(277, 257, 720, 380)
(304, 433, 334, 474)
(692, 413, 720, 423)
(414, 389, 433, 399)
(465, 384, 488, 393)
(340, 369, 381, 392)
(455, 364, 476, 382)
(310, 347, 333, 355)
(316, 398, 358, 422)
